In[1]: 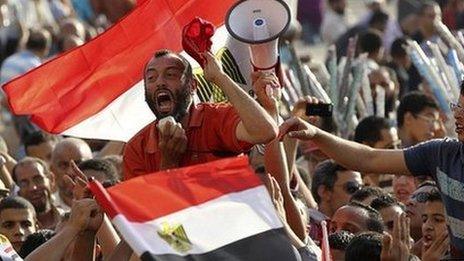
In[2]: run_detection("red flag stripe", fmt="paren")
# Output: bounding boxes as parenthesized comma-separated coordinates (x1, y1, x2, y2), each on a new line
(89, 156, 263, 222)
(3, 0, 235, 133)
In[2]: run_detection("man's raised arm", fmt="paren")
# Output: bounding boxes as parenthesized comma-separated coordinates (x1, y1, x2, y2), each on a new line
(280, 117, 411, 175)
(202, 52, 278, 144)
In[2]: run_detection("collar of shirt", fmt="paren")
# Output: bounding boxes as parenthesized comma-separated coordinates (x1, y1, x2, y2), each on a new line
(145, 104, 205, 154)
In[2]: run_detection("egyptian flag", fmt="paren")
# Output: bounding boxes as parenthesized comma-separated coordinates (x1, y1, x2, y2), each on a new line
(89, 156, 297, 260)
(2, 0, 252, 142)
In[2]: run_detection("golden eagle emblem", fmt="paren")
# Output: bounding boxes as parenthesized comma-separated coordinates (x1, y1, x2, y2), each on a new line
(157, 222, 192, 253)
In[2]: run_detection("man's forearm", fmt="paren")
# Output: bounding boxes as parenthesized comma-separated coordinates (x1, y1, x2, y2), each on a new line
(312, 129, 409, 175)
(25, 227, 79, 261)
(71, 231, 96, 261)
(215, 74, 277, 143)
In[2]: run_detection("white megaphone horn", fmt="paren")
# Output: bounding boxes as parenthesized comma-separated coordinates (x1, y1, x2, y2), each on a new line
(225, 0, 291, 97)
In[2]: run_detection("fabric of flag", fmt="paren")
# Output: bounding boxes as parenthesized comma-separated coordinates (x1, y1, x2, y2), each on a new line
(89, 156, 297, 260)
(2, 0, 254, 142)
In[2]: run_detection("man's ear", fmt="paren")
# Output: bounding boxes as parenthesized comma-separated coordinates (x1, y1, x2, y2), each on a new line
(189, 76, 197, 91)
(404, 112, 415, 126)
(318, 185, 332, 202)
(48, 171, 57, 192)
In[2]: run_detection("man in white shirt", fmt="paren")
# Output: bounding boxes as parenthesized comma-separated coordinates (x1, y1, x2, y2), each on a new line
(320, 0, 350, 44)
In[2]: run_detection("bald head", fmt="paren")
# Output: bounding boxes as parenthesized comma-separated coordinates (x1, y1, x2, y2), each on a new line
(52, 138, 92, 161)
(51, 138, 92, 207)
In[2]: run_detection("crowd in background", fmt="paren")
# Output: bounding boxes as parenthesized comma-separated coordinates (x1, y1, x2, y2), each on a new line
(0, 0, 459, 260)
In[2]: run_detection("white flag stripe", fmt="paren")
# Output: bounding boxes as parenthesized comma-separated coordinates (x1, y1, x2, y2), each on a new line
(61, 80, 155, 141)
(61, 25, 254, 142)
(112, 186, 283, 256)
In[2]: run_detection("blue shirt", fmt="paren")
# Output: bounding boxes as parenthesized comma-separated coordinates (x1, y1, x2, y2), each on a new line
(404, 138, 464, 256)
(0, 50, 41, 84)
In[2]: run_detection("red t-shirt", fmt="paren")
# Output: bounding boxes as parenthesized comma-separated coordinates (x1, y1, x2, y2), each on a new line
(123, 103, 253, 180)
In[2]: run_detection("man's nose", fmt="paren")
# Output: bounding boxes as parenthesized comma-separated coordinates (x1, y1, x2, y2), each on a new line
(14, 225, 24, 237)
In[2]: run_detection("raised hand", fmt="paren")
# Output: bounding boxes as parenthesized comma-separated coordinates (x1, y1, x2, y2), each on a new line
(159, 120, 188, 169)
(278, 117, 318, 141)
(381, 213, 411, 261)
(68, 198, 103, 233)
(63, 161, 91, 200)
(251, 71, 280, 114)
(421, 231, 449, 261)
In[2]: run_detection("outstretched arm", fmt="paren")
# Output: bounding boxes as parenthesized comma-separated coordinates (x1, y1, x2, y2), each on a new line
(280, 117, 410, 175)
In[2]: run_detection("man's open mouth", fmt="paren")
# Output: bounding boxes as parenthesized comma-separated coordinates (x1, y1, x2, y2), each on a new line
(155, 90, 174, 113)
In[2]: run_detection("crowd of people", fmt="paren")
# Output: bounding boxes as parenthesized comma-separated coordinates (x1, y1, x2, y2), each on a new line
(0, 0, 460, 260)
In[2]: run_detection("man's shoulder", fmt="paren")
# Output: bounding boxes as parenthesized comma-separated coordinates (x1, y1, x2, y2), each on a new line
(195, 102, 235, 117)
(126, 121, 156, 146)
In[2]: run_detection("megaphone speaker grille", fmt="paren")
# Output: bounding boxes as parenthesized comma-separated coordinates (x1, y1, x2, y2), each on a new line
(225, 0, 291, 44)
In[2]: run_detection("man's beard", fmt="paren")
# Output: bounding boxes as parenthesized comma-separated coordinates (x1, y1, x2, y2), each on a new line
(145, 86, 192, 122)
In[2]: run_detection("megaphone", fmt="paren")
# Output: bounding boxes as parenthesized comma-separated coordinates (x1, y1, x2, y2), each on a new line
(225, 0, 291, 74)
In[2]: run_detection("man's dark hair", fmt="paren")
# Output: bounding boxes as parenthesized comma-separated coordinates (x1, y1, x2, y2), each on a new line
(0, 196, 36, 216)
(418, 1, 439, 16)
(370, 194, 405, 211)
(26, 30, 50, 52)
(345, 232, 383, 261)
(424, 189, 442, 203)
(151, 49, 193, 81)
(358, 30, 383, 54)
(12, 157, 51, 183)
(354, 116, 392, 145)
(397, 91, 439, 128)
(19, 229, 55, 258)
(24, 131, 58, 151)
(390, 37, 408, 59)
(350, 186, 386, 203)
(329, 231, 355, 250)
(368, 10, 389, 29)
(349, 201, 384, 233)
(311, 160, 346, 203)
(78, 159, 119, 185)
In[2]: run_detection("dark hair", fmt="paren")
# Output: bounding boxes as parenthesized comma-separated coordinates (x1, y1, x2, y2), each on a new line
(424, 189, 442, 203)
(26, 29, 50, 52)
(151, 49, 193, 81)
(12, 157, 51, 183)
(349, 201, 384, 233)
(350, 187, 386, 203)
(24, 131, 58, 151)
(370, 194, 405, 211)
(345, 232, 383, 261)
(78, 159, 119, 185)
(418, 1, 440, 16)
(390, 37, 408, 58)
(354, 116, 392, 145)
(311, 160, 346, 203)
(397, 91, 439, 128)
(329, 231, 355, 250)
(19, 229, 55, 258)
(368, 10, 389, 28)
(359, 30, 383, 54)
(0, 196, 36, 216)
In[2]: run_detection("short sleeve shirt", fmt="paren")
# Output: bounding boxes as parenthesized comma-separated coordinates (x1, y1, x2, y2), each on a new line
(404, 138, 464, 256)
(123, 103, 253, 180)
